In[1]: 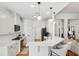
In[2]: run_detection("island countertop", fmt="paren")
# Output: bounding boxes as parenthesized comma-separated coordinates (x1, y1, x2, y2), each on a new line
(27, 36, 65, 46)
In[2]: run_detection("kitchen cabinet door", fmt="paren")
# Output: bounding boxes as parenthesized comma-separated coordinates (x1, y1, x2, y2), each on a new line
(0, 47, 7, 56)
(15, 40, 20, 54)
(8, 46, 15, 56)
(38, 46, 49, 56)
(8, 43, 16, 56)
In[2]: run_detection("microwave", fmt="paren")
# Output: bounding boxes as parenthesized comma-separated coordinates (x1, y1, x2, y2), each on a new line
(14, 25, 20, 31)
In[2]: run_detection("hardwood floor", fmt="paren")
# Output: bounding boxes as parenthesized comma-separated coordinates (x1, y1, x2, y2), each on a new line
(16, 45, 29, 56)
(16, 45, 78, 56)
(16, 54, 29, 56)
(66, 50, 78, 56)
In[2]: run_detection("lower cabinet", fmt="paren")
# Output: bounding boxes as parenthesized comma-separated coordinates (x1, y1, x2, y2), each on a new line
(8, 42, 17, 56)
(8, 41, 20, 56)
(15, 40, 20, 54)
(0, 41, 20, 56)
(38, 46, 49, 56)
(29, 46, 49, 56)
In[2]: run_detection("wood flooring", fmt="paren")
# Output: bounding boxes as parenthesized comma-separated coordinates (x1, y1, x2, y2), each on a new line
(16, 45, 29, 56)
(66, 50, 78, 56)
(16, 46, 78, 56)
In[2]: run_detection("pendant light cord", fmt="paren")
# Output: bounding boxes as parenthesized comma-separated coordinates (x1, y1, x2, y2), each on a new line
(37, 2, 41, 16)
(50, 7, 53, 19)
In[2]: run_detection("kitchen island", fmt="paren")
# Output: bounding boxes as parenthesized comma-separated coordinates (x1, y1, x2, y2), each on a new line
(27, 36, 65, 56)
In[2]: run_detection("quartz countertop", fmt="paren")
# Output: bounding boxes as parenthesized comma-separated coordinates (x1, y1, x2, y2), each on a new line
(0, 35, 26, 47)
(27, 36, 65, 46)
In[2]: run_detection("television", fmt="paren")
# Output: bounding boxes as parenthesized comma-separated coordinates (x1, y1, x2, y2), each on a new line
(14, 25, 20, 31)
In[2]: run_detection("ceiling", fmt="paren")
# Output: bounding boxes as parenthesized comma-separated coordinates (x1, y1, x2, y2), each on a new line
(0, 2, 69, 20)
(60, 2, 79, 13)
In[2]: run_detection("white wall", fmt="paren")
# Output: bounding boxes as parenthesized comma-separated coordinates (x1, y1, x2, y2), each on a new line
(0, 10, 14, 34)
(0, 10, 24, 41)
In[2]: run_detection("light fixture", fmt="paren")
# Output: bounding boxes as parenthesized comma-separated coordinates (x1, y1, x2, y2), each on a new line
(37, 15, 42, 20)
(33, 2, 42, 20)
(37, 2, 42, 20)
(48, 7, 56, 24)
(48, 7, 53, 22)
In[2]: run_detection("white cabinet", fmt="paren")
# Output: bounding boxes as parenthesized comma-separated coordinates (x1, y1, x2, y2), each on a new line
(29, 46, 49, 56)
(8, 42, 19, 56)
(0, 47, 7, 56)
(8, 43, 16, 56)
(15, 40, 20, 53)
(0, 41, 20, 56)
(0, 42, 16, 56)
(38, 46, 49, 56)
(8, 41, 20, 56)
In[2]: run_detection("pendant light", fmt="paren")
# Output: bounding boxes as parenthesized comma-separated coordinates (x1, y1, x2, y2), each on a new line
(37, 2, 42, 20)
(48, 7, 56, 24)
(48, 7, 53, 22)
